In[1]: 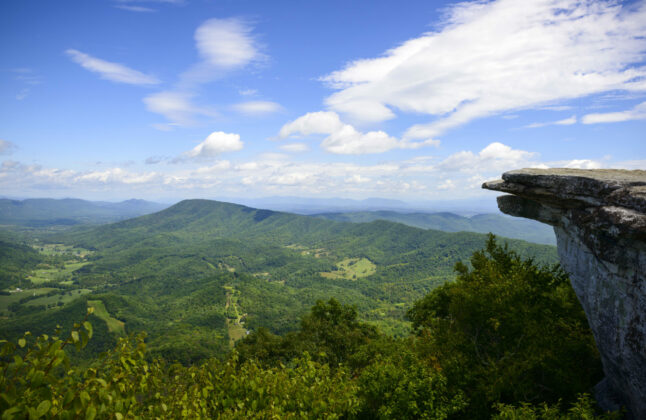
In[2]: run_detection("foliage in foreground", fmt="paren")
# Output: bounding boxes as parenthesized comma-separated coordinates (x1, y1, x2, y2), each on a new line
(1, 315, 358, 419)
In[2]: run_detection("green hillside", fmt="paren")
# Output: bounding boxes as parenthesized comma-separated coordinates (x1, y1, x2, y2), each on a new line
(1, 199, 557, 363)
(315, 210, 556, 245)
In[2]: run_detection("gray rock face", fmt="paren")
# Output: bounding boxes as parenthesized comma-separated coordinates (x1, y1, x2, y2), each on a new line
(483, 168, 646, 418)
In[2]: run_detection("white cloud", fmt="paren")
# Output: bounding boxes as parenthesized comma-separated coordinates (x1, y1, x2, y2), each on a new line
(143, 91, 217, 126)
(280, 143, 309, 152)
(115, 5, 156, 12)
(437, 179, 456, 190)
(232, 101, 282, 115)
(582, 101, 646, 124)
(438, 142, 538, 174)
(0, 140, 16, 155)
(615, 160, 646, 170)
(239, 88, 258, 96)
(525, 115, 577, 128)
(278, 111, 439, 154)
(183, 131, 244, 160)
(195, 18, 262, 70)
(542, 105, 574, 112)
(74, 168, 160, 184)
(195, 160, 232, 174)
(553, 159, 603, 169)
(65, 49, 160, 85)
(321, 0, 646, 138)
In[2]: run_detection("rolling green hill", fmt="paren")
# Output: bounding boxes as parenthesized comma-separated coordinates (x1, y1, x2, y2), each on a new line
(315, 210, 556, 245)
(1, 199, 558, 362)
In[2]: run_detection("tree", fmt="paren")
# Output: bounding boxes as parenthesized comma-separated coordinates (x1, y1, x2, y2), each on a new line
(408, 235, 603, 419)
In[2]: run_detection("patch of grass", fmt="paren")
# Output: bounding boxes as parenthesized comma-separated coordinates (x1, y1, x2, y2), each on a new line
(33, 243, 91, 257)
(24, 289, 92, 307)
(0, 288, 58, 315)
(87, 300, 125, 335)
(320, 258, 376, 280)
(28, 261, 89, 284)
(224, 285, 247, 348)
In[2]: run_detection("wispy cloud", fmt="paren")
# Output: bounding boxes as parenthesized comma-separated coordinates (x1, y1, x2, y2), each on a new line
(147, 18, 268, 125)
(280, 143, 309, 152)
(115, 5, 156, 12)
(0, 139, 17, 155)
(320, 0, 646, 140)
(16, 89, 30, 101)
(9, 68, 42, 100)
(239, 88, 258, 96)
(144, 91, 217, 127)
(582, 101, 646, 124)
(65, 49, 160, 85)
(232, 101, 282, 115)
(525, 115, 577, 128)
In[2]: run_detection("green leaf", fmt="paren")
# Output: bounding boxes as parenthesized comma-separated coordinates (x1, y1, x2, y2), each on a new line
(36, 400, 51, 418)
(86, 404, 96, 420)
(18, 338, 26, 348)
(71, 331, 79, 343)
(83, 321, 93, 339)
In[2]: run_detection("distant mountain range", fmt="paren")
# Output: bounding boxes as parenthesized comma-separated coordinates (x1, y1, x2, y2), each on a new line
(216, 196, 500, 215)
(315, 211, 556, 245)
(0, 198, 168, 227)
(0, 197, 553, 245)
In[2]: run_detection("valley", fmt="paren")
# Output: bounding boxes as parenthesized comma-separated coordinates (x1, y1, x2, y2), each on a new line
(0, 199, 558, 362)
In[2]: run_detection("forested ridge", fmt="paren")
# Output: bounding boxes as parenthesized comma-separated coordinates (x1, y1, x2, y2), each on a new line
(315, 210, 556, 245)
(0, 200, 615, 418)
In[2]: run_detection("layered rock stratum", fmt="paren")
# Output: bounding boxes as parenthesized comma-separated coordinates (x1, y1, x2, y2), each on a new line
(483, 168, 646, 418)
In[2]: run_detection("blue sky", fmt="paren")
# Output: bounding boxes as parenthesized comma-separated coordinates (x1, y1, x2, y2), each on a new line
(1, 0, 645, 202)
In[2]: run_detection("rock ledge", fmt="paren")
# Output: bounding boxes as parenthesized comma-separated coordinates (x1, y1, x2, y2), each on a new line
(483, 168, 646, 418)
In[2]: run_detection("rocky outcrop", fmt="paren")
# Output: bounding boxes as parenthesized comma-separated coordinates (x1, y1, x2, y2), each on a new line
(483, 168, 646, 418)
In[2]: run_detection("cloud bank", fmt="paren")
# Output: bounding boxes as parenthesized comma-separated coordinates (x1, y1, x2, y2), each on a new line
(278, 111, 439, 154)
(321, 0, 646, 139)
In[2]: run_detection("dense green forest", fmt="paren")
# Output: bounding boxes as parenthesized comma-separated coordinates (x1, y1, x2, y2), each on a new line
(314, 210, 556, 245)
(1, 200, 557, 363)
(1, 237, 616, 419)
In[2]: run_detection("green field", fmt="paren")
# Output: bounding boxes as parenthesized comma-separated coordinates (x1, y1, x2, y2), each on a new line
(24, 289, 92, 307)
(87, 300, 125, 335)
(320, 258, 376, 280)
(224, 285, 247, 347)
(0, 288, 58, 315)
(33, 243, 90, 257)
(28, 261, 88, 284)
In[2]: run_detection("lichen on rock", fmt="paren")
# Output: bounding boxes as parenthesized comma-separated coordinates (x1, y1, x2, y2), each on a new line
(483, 168, 646, 419)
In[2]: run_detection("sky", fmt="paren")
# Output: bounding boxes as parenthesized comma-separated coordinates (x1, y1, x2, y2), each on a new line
(1, 0, 645, 203)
